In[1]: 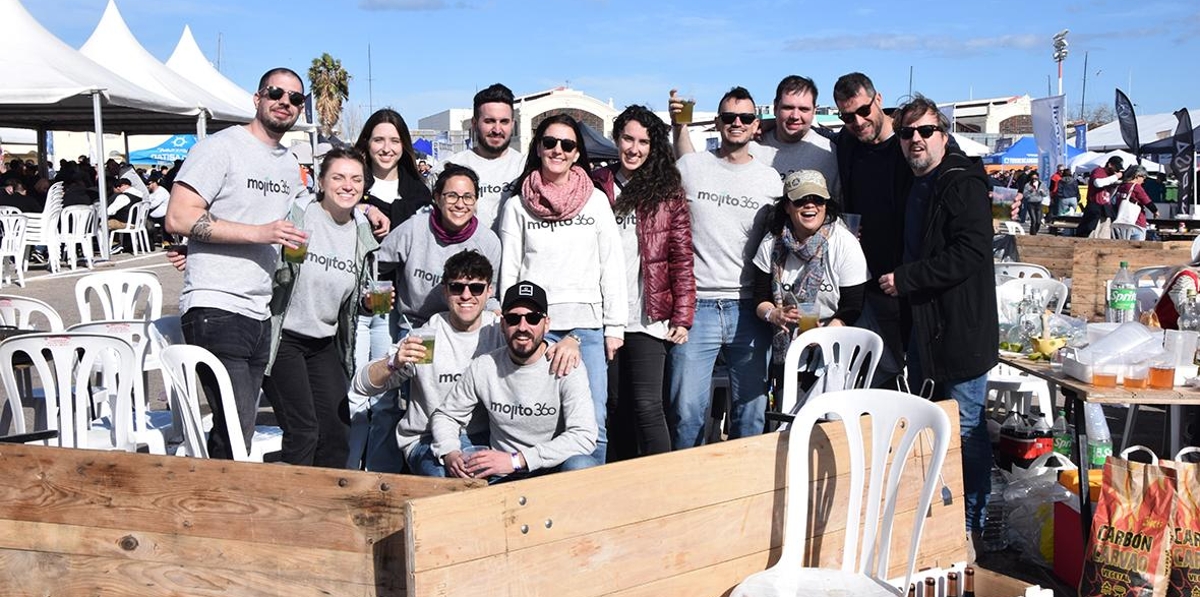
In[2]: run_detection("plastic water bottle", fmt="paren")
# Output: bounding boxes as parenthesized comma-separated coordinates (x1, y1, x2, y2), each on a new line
(981, 466, 1009, 552)
(1084, 402, 1113, 467)
(1052, 409, 1073, 458)
(1106, 261, 1136, 323)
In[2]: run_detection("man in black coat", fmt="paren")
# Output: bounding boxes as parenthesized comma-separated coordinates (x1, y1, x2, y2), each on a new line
(877, 94, 998, 539)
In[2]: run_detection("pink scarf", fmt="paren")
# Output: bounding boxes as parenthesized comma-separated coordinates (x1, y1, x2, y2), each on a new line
(429, 209, 477, 245)
(520, 166, 594, 222)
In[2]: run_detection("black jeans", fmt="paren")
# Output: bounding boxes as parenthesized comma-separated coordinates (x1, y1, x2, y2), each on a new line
(181, 307, 272, 460)
(606, 332, 672, 461)
(262, 330, 350, 468)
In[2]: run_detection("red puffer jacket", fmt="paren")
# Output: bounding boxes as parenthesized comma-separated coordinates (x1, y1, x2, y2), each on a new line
(591, 165, 695, 328)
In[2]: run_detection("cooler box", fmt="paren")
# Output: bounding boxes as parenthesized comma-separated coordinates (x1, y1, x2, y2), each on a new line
(1053, 468, 1102, 587)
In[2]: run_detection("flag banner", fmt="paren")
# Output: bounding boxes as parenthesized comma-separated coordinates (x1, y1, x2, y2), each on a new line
(1031, 95, 1067, 178)
(1172, 108, 1195, 213)
(1075, 123, 1088, 151)
(1115, 88, 1139, 155)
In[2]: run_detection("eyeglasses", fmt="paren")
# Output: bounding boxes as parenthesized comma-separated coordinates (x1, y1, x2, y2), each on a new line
(503, 311, 545, 326)
(789, 196, 828, 208)
(837, 95, 876, 123)
(718, 112, 757, 126)
(540, 136, 578, 153)
(897, 125, 944, 140)
(445, 281, 487, 296)
(259, 86, 306, 108)
(441, 192, 477, 206)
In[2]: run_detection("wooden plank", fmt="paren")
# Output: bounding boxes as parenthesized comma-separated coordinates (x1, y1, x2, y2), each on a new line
(1069, 240, 1191, 320)
(0, 548, 393, 597)
(0, 444, 479, 552)
(404, 484, 514, 574)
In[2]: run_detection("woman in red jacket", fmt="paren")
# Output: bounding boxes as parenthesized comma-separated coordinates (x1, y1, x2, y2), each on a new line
(591, 105, 695, 460)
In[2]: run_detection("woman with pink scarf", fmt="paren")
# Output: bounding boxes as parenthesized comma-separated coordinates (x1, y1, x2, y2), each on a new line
(498, 113, 627, 466)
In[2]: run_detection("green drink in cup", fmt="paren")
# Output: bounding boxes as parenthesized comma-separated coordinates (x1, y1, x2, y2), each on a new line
(413, 329, 436, 365)
(368, 281, 393, 316)
(283, 229, 312, 264)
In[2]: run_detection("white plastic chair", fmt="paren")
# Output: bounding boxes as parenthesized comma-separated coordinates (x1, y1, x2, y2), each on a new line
(1111, 223, 1142, 240)
(993, 261, 1052, 280)
(999, 221, 1027, 235)
(158, 345, 282, 462)
(0, 332, 136, 452)
(995, 277, 1070, 317)
(731, 389, 952, 597)
(21, 181, 63, 274)
(777, 327, 885, 419)
(57, 204, 98, 270)
(109, 201, 152, 255)
(75, 270, 163, 323)
(0, 213, 28, 287)
(0, 295, 65, 331)
(0, 206, 20, 216)
(1132, 265, 1172, 313)
(66, 320, 176, 455)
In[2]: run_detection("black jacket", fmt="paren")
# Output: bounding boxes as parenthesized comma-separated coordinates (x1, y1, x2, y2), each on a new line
(894, 151, 998, 382)
(365, 167, 433, 230)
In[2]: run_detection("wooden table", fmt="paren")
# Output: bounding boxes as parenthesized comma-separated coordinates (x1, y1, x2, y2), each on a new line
(998, 354, 1200, 541)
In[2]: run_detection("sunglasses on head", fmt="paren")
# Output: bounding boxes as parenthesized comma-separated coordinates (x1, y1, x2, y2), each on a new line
(837, 95, 876, 123)
(790, 195, 828, 208)
(718, 112, 757, 126)
(260, 86, 306, 107)
(898, 125, 944, 140)
(502, 311, 545, 326)
(445, 281, 487, 296)
(540, 136, 578, 153)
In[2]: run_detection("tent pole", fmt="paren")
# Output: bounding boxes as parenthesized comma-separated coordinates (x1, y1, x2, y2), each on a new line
(36, 126, 48, 178)
(197, 112, 208, 139)
(123, 135, 131, 163)
(93, 90, 111, 261)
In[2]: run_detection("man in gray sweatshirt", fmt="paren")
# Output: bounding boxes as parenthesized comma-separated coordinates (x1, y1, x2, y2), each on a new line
(430, 280, 598, 480)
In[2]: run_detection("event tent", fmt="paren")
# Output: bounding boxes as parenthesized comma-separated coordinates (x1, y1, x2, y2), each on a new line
(983, 136, 1083, 166)
(81, 0, 252, 131)
(165, 25, 255, 113)
(952, 133, 991, 158)
(1080, 108, 1200, 152)
(0, 0, 206, 133)
(579, 123, 617, 162)
(1067, 149, 1165, 175)
(1141, 124, 1200, 155)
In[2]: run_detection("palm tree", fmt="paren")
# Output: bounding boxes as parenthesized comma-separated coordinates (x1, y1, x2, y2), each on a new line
(308, 53, 351, 138)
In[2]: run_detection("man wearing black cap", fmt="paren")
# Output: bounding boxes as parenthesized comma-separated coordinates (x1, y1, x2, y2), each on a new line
(1078, 155, 1124, 238)
(428, 280, 598, 481)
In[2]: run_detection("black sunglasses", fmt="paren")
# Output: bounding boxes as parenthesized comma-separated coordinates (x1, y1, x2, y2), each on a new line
(540, 136, 578, 153)
(790, 195, 828, 208)
(837, 95, 876, 123)
(718, 112, 757, 126)
(445, 281, 487, 296)
(898, 125, 944, 140)
(260, 86, 306, 107)
(503, 311, 546, 326)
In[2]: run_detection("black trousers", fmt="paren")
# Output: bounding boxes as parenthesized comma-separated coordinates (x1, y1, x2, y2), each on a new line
(606, 332, 672, 461)
(262, 330, 350, 468)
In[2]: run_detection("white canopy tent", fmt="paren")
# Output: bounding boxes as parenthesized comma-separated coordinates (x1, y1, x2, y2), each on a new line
(1067, 149, 1165, 175)
(1079, 109, 1200, 152)
(81, 0, 253, 136)
(951, 133, 991, 157)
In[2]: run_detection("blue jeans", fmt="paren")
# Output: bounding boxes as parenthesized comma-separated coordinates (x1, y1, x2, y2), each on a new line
(667, 298, 770, 449)
(406, 432, 489, 477)
(907, 345, 992, 532)
(546, 328, 608, 464)
(180, 307, 272, 460)
(346, 313, 393, 469)
(365, 318, 407, 473)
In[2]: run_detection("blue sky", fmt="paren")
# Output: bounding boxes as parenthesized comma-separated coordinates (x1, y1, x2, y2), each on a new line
(27, 0, 1200, 129)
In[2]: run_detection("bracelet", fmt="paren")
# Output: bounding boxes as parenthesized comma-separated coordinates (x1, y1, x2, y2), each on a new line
(510, 451, 523, 471)
(761, 307, 775, 323)
(567, 332, 583, 344)
(385, 356, 399, 373)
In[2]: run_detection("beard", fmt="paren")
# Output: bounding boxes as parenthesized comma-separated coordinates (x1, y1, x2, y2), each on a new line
(507, 331, 541, 360)
(906, 151, 935, 174)
(261, 110, 298, 135)
(476, 130, 511, 157)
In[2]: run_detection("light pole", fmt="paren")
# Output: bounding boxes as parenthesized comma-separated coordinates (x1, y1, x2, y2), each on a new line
(1053, 30, 1069, 96)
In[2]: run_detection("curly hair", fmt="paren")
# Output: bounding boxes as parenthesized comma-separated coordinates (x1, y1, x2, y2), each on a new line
(611, 105, 683, 216)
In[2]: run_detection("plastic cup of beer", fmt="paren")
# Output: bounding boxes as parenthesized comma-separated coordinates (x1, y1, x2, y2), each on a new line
(797, 302, 820, 333)
(283, 229, 312, 264)
(674, 97, 696, 125)
(413, 329, 436, 365)
(1123, 363, 1149, 389)
(1148, 362, 1175, 389)
(1091, 364, 1119, 388)
(369, 281, 393, 316)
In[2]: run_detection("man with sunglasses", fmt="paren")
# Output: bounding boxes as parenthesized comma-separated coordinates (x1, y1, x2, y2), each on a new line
(831, 72, 913, 389)
(671, 86, 782, 449)
(435, 84, 524, 230)
(165, 67, 309, 460)
(428, 280, 598, 480)
(878, 95, 997, 539)
(352, 250, 508, 476)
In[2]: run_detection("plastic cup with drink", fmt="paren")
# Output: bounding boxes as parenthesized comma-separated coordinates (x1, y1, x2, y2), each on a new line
(671, 91, 695, 125)
(368, 280, 393, 316)
(412, 329, 436, 365)
(797, 302, 820, 333)
(283, 228, 312, 264)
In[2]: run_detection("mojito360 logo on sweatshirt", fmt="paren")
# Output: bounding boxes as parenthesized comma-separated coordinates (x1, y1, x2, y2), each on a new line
(695, 189, 761, 210)
(490, 399, 559, 420)
(245, 176, 292, 198)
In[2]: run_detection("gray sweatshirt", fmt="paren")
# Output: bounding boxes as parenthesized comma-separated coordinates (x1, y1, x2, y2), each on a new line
(429, 344, 597, 471)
